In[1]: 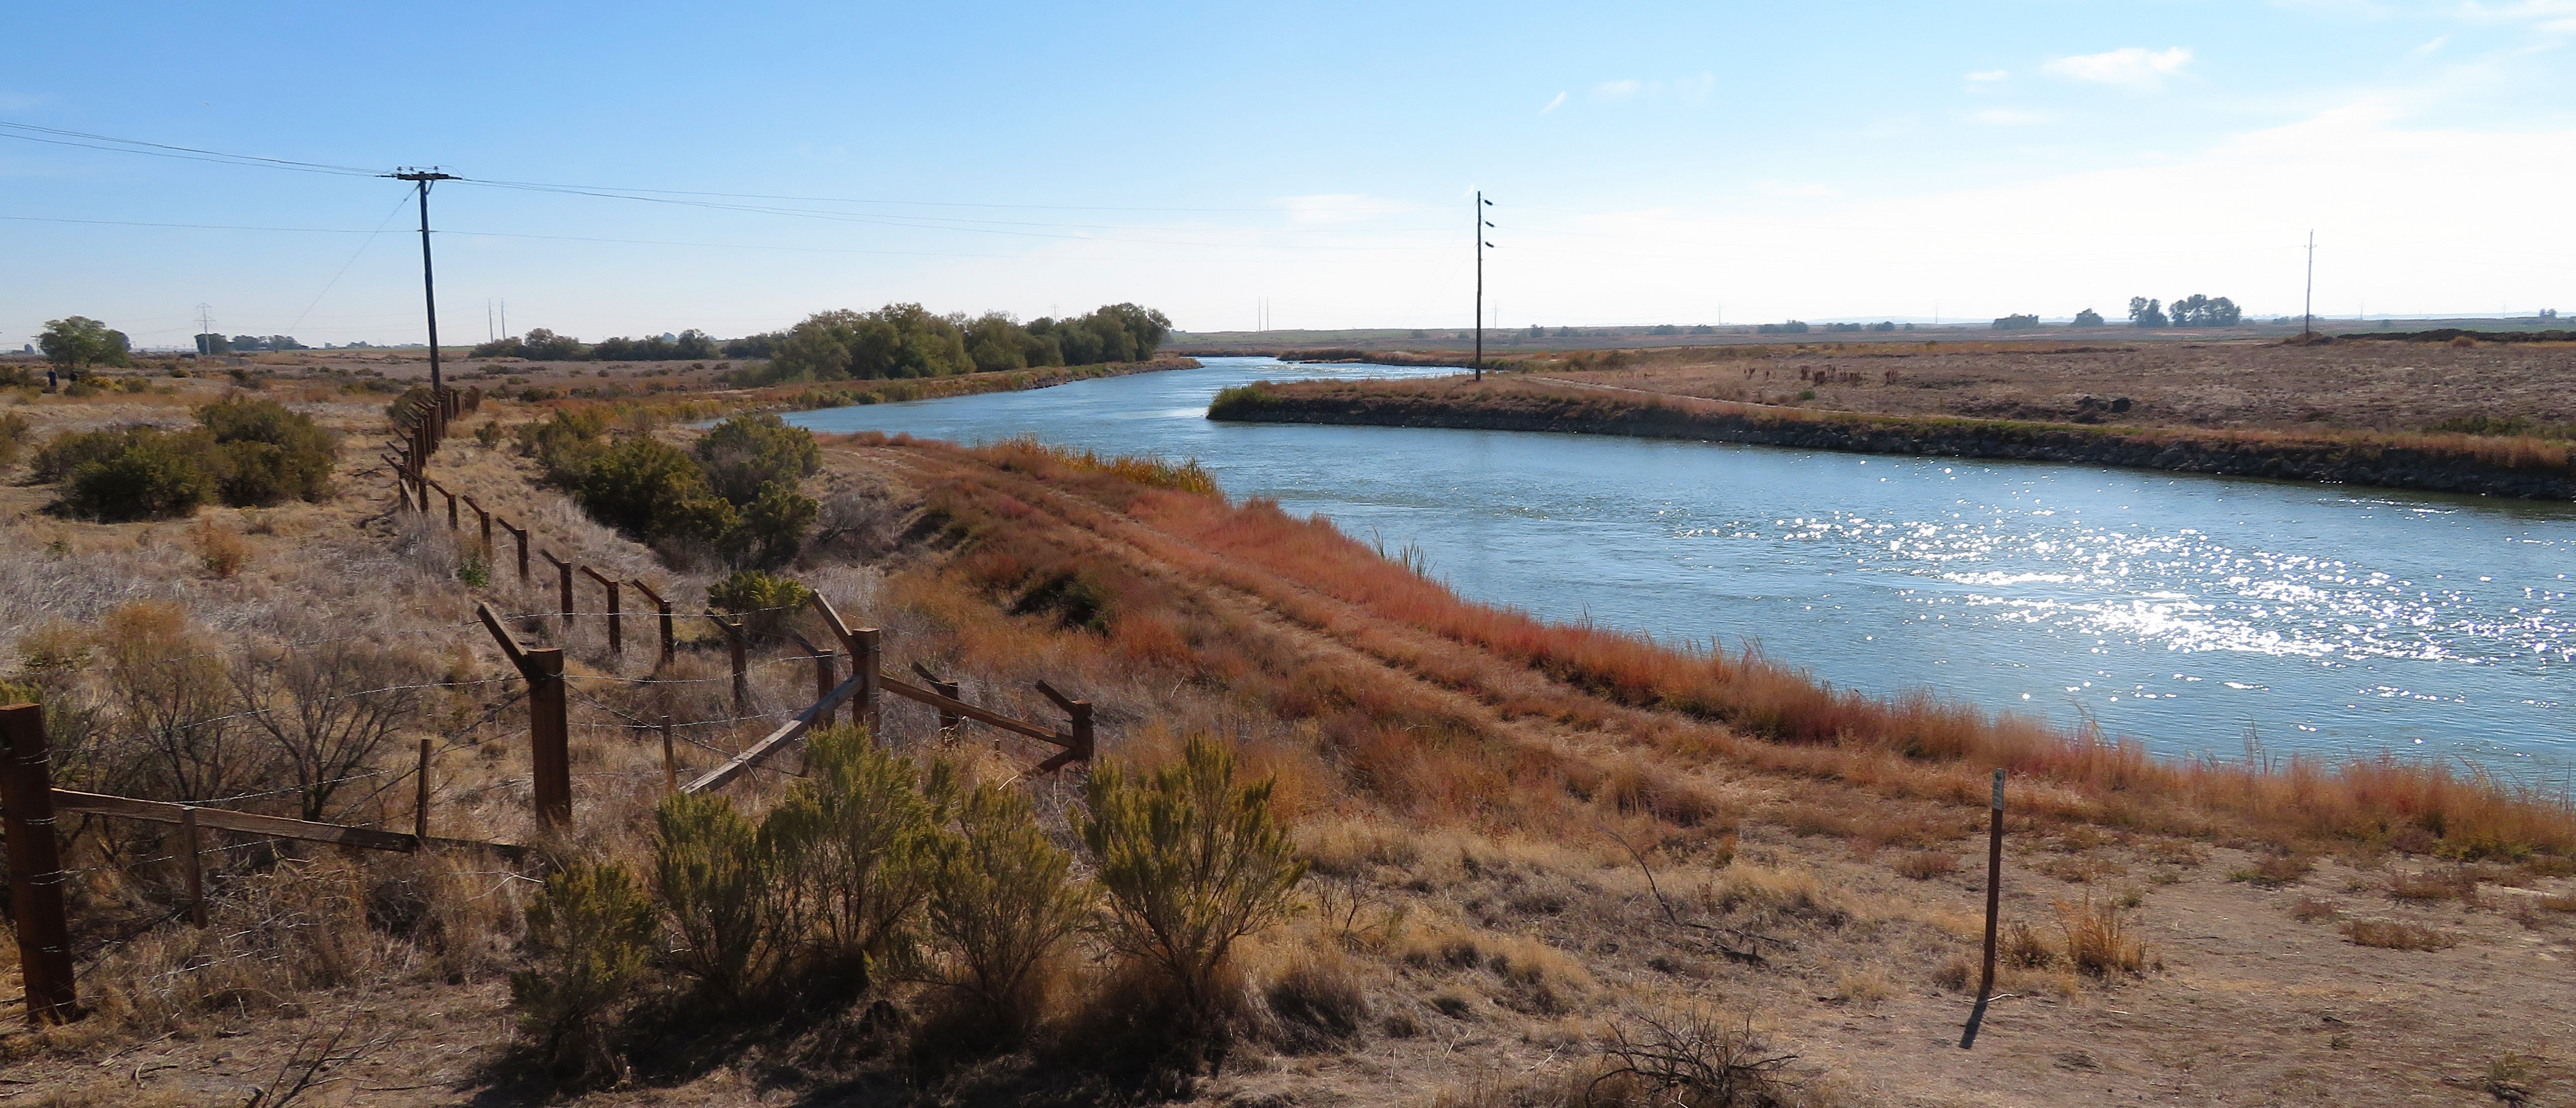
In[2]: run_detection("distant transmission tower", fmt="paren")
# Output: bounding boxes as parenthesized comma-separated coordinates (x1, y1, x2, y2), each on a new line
(2302, 230, 2316, 339)
(194, 304, 215, 354)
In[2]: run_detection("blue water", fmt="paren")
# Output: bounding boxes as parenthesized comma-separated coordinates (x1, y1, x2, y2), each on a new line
(789, 357, 2576, 776)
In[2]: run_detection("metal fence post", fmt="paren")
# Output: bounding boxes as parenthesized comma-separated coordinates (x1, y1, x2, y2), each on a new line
(0, 704, 80, 1024)
(1961, 768, 2006, 1049)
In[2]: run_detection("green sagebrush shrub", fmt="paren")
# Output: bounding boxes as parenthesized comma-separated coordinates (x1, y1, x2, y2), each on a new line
(544, 412, 817, 566)
(62, 430, 216, 521)
(647, 726, 952, 1008)
(706, 569, 812, 641)
(0, 411, 28, 468)
(929, 779, 1092, 1037)
(651, 789, 774, 1006)
(763, 725, 955, 998)
(34, 397, 337, 520)
(1082, 737, 1307, 1023)
(512, 861, 659, 1085)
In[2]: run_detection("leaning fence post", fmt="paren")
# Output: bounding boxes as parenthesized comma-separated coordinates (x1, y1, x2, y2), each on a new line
(541, 551, 574, 634)
(1961, 768, 2007, 1050)
(179, 806, 207, 929)
(477, 603, 572, 831)
(631, 579, 675, 667)
(1034, 681, 1094, 772)
(807, 593, 881, 741)
(0, 703, 80, 1024)
(912, 662, 961, 737)
(464, 495, 492, 550)
(500, 519, 529, 582)
(580, 567, 622, 657)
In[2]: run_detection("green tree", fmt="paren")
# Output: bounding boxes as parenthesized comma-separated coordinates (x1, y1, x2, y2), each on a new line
(64, 433, 215, 520)
(2072, 308, 2106, 327)
(38, 316, 132, 369)
(2127, 297, 2168, 328)
(1081, 737, 1307, 1026)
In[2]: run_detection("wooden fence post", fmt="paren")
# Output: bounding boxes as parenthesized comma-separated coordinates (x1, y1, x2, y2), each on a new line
(477, 604, 572, 831)
(541, 551, 574, 634)
(660, 715, 677, 794)
(464, 495, 492, 550)
(1034, 681, 1094, 773)
(1961, 768, 2006, 1050)
(414, 738, 432, 842)
(630, 579, 675, 668)
(0, 704, 80, 1024)
(500, 519, 529, 582)
(179, 806, 207, 929)
(580, 566, 622, 657)
(442, 485, 459, 530)
(712, 617, 749, 718)
(805, 593, 881, 741)
(911, 661, 962, 737)
(812, 646, 836, 728)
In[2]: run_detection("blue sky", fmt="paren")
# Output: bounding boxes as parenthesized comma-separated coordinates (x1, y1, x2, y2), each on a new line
(3, 1, 2572, 347)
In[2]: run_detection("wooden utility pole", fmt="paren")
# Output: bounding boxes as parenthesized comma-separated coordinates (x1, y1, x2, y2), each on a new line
(388, 169, 460, 394)
(1961, 768, 2006, 1049)
(1474, 191, 1493, 382)
(0, 704, 80, 1024)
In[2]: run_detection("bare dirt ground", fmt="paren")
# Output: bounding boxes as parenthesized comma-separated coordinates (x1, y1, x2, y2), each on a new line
(1, 360, 2571, 1106)
(1543, 338, 2576, 435)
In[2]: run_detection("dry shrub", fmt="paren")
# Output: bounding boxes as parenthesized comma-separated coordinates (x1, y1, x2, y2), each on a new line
(189, 516, 250, 578)
(1592, 1007, 1820, 1108)
(2387, 868, 2478, 904)
(2289, 897, 2339, 923)
(1710, 865, 1850, 929)
(1831, 965, 1891, 1006)
(2057, 896, 2147, 977)
(2342, 920, 2459, 951)
(2004, 922, 2056, 969)
(1484, 933, 1595, 1015)
(1893, 852, 1957, 881)
(1263, 945, 1369, 1051)
(1932, 953, 1975, 992)
(2540, 893, 2576, 914)
(2228, 853, 2314, 888)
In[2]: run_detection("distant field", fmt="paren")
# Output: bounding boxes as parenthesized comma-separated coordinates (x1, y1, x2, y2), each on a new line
(1530, 334, 2576, 435)
(1164, 317, 2568, 358)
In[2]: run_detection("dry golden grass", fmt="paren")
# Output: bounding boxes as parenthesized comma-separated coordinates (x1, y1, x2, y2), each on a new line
(1891, 852, 1958, 881)
(2341, 920, 2460, 951)
(2228, 853, 2315, 888)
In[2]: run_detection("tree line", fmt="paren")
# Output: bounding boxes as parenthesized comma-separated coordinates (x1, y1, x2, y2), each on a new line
(465, 303, 1172, 384)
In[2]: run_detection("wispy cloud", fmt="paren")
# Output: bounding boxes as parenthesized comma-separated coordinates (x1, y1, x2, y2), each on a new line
(1588, 74, 1716, 104)
(2042, 46, 2194, 91)
(1541, 90, 1567, 114)
(0, 90, 44, 111)
(2411, 33, 2450, 53)
(1278, 193, 1415, 226)
(1970, 107, 2053, 125)
(2455, 0, 2576, 32)
(1967, 69, 2010, 82)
